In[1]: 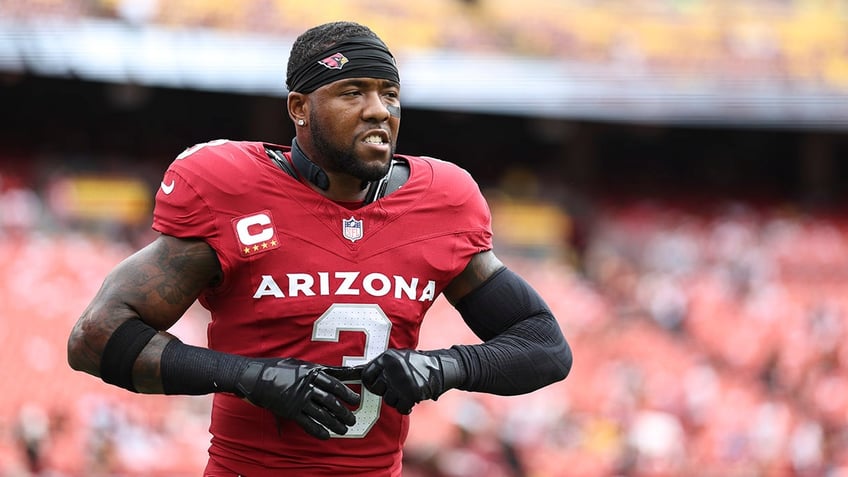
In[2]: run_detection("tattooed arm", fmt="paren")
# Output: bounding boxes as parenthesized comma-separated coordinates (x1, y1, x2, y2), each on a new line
(67, 234, 221, 394)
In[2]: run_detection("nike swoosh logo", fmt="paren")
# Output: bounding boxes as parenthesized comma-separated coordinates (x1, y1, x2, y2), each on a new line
(161, 180, 175, 195)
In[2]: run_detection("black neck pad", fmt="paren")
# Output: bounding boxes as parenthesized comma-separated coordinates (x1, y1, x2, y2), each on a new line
(265, 142, 409, 205)
(290, 138, 330, 190)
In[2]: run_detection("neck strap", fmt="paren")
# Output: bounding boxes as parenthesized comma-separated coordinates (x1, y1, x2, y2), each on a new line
(265, 142, 409, 205)
(290, 138, 330, 190)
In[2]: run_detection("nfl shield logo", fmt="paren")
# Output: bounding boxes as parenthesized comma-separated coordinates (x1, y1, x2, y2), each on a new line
(342, 216, 363, 242)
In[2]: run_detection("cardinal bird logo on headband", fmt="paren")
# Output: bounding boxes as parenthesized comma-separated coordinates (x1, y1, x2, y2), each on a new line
(318, 53, 349, 70)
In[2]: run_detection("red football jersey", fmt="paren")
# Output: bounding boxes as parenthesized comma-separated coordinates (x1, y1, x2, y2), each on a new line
(152, 139, 493, 476)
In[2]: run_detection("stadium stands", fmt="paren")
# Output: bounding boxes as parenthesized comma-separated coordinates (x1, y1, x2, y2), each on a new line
(3, 0, 846, 90)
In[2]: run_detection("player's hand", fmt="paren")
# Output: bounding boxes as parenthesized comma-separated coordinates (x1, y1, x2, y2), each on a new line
(361, 349, 463, 415)
(234, 358, 361, 440)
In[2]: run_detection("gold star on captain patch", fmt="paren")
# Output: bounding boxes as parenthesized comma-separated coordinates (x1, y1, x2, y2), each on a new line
(262, 242, 268, 249)
(253, 245, 260, 251)
(243, 247, 251, 254)
(271, 240, 278, 246)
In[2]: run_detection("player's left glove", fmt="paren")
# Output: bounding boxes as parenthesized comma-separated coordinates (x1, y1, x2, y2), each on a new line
(361, 348, 465, 414)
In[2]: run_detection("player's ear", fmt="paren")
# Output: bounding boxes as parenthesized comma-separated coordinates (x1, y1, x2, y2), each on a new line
(287, 92, 308, 126)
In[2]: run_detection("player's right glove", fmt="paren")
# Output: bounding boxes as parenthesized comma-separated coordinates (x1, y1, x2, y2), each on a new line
(234, 358, 361, 440)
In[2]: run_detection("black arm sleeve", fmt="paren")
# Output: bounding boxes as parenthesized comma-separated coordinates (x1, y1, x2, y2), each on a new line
(160, 339, 253, 396)
(98, 317, 253, 395)
(448, 267, 572, 395)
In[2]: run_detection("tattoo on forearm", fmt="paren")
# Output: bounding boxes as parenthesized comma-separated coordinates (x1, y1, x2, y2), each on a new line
(69, 236, 220, 390)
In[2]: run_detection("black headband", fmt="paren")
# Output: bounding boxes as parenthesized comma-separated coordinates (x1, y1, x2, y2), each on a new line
(286, 37, 400, 94)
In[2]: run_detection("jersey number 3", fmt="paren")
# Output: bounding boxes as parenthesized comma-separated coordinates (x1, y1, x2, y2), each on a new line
(312, 304, 391, 438)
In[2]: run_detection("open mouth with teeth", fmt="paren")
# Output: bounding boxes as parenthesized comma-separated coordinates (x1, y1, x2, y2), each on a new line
(363, 135, 386, 145)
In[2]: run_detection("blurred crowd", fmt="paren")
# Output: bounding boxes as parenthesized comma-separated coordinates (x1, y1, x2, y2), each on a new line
(2, 0, 848, 91)
(563, 200, 848, 476)
(2, 166, 848, 476)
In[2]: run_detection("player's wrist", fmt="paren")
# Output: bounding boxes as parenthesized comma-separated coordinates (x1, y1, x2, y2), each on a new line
(233, 361, 267, 399)
(422, 348, 467, 397)
(160, 340, 252, 396)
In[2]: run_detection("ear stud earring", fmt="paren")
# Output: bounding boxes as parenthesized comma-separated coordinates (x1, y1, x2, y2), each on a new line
(297, 119, 305, 126)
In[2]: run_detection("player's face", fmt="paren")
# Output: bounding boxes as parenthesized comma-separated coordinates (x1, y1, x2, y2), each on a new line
(308, 77, 401, 182)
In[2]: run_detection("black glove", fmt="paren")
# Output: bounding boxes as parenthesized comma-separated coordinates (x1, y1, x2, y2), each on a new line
(234, 358, 361, 440)
(361, 349, 465, 415)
